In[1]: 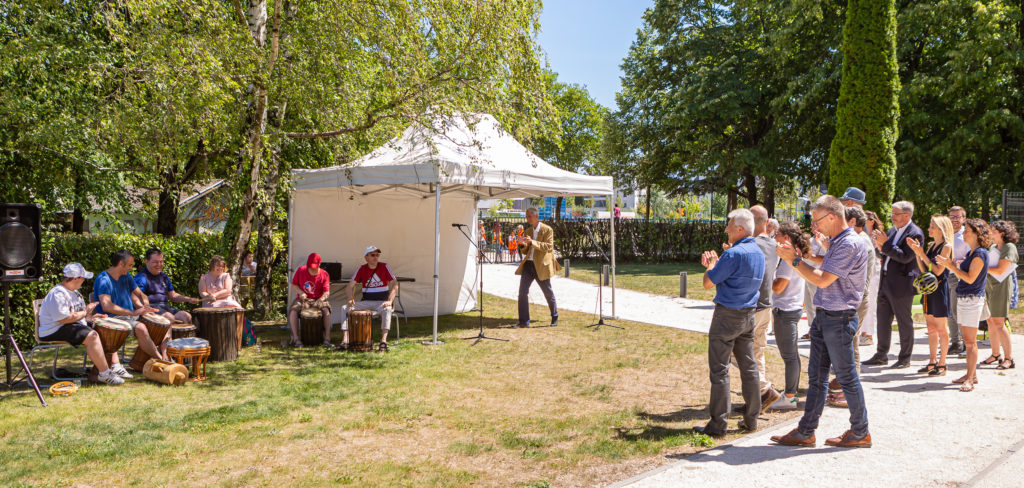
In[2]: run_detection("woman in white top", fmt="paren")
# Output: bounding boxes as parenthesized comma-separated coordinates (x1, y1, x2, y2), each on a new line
(198, 255, 242, 308)
(769, 221, 809, 410)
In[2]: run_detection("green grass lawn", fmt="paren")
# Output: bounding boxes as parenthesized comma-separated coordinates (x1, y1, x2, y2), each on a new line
(1, 293, 801, 488)
(570, 262, 715, 301)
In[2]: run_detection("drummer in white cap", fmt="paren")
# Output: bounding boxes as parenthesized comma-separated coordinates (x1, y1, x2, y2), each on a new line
(37, 263, 123, 385)
(340, 245, 398, 351)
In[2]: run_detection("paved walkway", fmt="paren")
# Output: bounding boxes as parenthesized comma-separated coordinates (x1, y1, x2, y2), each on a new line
(483, 263, 1024, 488)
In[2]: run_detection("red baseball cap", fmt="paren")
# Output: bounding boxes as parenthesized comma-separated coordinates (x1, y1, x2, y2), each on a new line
(306, 252, 321, 268)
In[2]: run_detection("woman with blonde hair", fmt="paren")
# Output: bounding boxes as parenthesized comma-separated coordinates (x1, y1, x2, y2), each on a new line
(981, 220, 1018, 370)
(198, 255, 242, 308)
(937, 219, 992, 391)
(907, 215, 954, 376)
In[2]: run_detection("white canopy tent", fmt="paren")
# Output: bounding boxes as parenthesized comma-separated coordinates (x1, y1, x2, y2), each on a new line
(290, 114, 615, 343)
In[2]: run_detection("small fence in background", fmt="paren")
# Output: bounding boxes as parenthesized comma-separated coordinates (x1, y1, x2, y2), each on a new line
(479, 218, 726, 263)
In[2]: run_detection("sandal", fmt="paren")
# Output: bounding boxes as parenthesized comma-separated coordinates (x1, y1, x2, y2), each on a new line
(928, 364, 947, 376)
(290, 338, 304, 347)
(917, 363, 936, 374)
(799, 333, 810, 341)
(953, 374, 979, 384)
(334, 342, 349, 352)
(378, 341, 389, 352)
(997, 358, 1015, 370)
(979, 354, 1002, 366)
(959, 379, 974, 392)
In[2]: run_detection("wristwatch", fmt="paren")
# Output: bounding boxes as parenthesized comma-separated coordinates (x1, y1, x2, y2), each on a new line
(791, 256, 802, 268)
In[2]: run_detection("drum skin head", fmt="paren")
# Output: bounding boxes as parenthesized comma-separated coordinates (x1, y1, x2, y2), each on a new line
(168, 337, 211, 349)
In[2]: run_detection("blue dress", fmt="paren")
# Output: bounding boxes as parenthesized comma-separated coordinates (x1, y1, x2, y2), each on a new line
(921, 243, 950, 318)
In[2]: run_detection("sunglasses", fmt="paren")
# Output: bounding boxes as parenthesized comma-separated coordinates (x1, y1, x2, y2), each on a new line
(368, 253, 381, 257)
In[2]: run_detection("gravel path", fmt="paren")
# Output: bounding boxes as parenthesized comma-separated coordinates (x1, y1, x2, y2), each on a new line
(482, 263, 1024, 488)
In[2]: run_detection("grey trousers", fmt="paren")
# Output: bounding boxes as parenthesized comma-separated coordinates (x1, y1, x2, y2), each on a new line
(947, 275, 961, 343)
(707, 304, 760, 433)
(773, 308, 803, 396)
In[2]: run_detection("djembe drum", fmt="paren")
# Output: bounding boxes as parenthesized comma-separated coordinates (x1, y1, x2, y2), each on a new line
(194, 307, 245, 362)
(171, 322, 197, 339)
(128, 313, 172, 371)
(348, 310, 373, 352)
(299, 307, 324, 346)
(89, 317, 132, 382)
(166, 337, 211, 380)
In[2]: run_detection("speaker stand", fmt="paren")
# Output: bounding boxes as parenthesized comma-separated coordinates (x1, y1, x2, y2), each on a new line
(2, 281, 47, 406)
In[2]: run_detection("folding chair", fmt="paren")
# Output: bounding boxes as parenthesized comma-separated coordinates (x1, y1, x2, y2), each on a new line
(26, 299, 88, 387)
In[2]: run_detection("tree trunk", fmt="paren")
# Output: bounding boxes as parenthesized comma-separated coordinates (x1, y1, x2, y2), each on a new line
(765, 180, 776, 216)
(72, 173, 85, 233)
(253, 161, 279, 319)
(645, 185, 651, 221)
(743, 170, 758, 207)
(727, 187, 738, 213)
(155, 169, 179, 236)
(554, 196, 562, 221)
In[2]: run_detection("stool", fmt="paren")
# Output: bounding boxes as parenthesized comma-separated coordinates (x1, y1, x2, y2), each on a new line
(166, 337, 211, 381)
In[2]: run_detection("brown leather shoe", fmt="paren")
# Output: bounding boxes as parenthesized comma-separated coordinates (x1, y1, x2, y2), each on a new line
(825, 430, 872, 448)
(828, 377, 841, 392)
(770, 428, 815, 447)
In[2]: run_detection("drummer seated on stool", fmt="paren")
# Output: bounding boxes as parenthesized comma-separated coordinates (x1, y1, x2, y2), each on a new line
(288, 252, 332, 347)
(95, 249, 163, 374)
(341, 245, 397, 352)
(38, 263, 123, 385)
(135, 247, 200, 324)
(198, 255, 243, 308)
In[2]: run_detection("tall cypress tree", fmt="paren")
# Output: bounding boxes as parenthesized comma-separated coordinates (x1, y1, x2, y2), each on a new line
(827, 0, 901, 218)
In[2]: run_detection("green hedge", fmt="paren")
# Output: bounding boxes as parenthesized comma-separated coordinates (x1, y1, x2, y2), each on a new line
(1, 232, 288, 351)
(481, 218, 727, 262)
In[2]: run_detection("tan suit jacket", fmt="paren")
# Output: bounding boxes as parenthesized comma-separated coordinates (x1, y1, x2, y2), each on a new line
(515, 222, 562, 281)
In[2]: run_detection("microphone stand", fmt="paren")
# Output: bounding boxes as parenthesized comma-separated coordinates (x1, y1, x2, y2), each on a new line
(584, 225, 622, 330)
(453, 224, 508, 345)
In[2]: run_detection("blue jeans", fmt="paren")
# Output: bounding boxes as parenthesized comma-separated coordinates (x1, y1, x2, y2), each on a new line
(798, 308, 869, 437)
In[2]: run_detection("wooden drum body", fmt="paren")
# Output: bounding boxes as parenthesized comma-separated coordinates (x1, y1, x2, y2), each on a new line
(348, 310, 373, 352)
(194, 307, 245, 362)
(129, 313, 172, 371)
(90, 317, 132, 381)
(299, 308, 324, 346)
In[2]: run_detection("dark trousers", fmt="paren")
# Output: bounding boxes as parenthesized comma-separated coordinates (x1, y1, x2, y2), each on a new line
(707, 304, 760, 433)
(947, 275, 962, 343)
(798, 309, 869, 437)
(517, 260, 558, 325)
(772, 308, 803, 396)
(874, 277, 915, 362)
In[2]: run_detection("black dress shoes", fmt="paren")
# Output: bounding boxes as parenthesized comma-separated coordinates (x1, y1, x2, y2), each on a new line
(891, 360, 911, 369)
(694, 425, 726, 438)
(862, 355, 888, 366)
(948, 341, 965, 355)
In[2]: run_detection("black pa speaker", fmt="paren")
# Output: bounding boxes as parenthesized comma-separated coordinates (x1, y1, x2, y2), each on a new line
(0, 203, 43, 282)
(322, 262, 343, 282)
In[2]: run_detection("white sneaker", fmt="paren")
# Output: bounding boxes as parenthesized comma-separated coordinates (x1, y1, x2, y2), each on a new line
(770, 395, 798, 410)
(98, 370, 125, 385)
(111, 364, 134, 379)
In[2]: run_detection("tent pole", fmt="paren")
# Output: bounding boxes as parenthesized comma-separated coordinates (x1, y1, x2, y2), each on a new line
(610, 189, 616, 318)
(424, 182, 444, 345)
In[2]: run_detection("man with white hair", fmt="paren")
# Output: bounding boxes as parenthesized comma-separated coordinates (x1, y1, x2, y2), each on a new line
(863, 201, 923, 368)
(749, 205, 781, 411)
(695, 208, 765, 437)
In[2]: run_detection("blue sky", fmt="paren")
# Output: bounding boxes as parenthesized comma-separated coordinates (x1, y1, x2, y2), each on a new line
(537, 1, 652, 109)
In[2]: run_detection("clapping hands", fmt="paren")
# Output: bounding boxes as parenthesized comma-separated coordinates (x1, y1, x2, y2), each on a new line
(701, 250, 719, 270)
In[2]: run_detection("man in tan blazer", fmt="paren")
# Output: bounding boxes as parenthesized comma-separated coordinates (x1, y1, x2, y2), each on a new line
(515, 207, 562, 327)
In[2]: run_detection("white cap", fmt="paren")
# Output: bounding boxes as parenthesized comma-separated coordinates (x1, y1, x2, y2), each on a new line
(63, 263, 94, 279)
(363, 245, 381, 256)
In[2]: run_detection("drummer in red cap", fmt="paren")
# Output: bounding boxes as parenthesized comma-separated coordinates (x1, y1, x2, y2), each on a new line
(288, 252, 332, 347)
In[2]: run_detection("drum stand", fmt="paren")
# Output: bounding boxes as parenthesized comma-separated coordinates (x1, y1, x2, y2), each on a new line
(583, 225, 622, 331)
(2, 281, 47, 406)
(454, 224, 508, 346)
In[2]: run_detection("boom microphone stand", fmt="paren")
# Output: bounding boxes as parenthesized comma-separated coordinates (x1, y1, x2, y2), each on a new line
(584, 225, 622, 330)
(2, 281, 47, 406)
(452, 223, 508, 345)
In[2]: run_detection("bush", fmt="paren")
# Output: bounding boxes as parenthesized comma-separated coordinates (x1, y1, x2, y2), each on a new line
(1, 232, 288, 350)
(481, 218, 726, 262)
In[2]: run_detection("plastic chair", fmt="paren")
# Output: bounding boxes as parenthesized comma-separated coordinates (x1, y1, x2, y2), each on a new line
(27, 299, 88, 386)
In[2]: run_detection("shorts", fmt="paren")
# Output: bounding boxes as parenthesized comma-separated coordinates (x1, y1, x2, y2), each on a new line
(151, 302, 181, 315)
(956, 295, 991, 328)
(290, 298, 331, 314)
(39, 323, 93, 347)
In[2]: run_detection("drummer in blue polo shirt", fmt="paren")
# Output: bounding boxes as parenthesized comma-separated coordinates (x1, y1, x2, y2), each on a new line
(694, 208, 765, 438)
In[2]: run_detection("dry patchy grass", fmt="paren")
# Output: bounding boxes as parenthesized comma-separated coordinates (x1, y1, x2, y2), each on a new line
(1, 294, 802, 487)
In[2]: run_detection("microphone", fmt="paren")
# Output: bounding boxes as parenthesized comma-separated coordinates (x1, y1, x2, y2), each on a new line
(452, 223, 467, 228)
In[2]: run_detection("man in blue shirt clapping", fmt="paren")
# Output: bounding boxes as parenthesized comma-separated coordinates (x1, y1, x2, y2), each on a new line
(695, 208, 765, 437)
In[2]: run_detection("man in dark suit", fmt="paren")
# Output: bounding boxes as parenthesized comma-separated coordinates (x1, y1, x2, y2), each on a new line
(863, 201, 923, 368)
